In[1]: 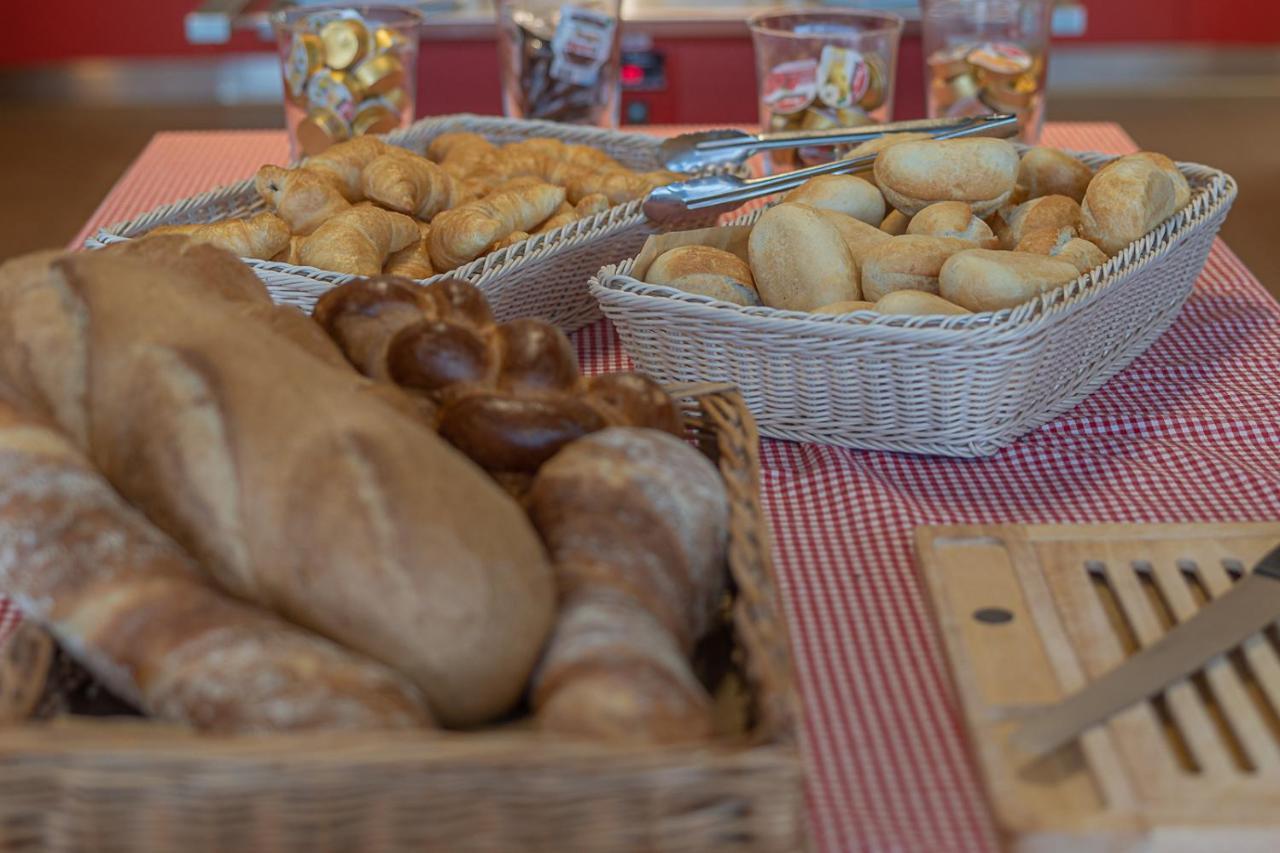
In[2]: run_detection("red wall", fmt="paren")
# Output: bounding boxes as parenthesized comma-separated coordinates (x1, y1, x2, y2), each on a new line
(1078, 0, 1280, 43)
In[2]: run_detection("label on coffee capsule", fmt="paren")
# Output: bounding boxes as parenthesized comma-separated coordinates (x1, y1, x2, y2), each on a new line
(549, 5, 617, 87)
(816, 46, 869, 110)
(762, 58, 818, 115)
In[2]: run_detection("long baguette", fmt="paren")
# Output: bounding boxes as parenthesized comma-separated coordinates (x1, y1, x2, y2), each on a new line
(0, 237, 556, 727)
(0, 397, 430, 732)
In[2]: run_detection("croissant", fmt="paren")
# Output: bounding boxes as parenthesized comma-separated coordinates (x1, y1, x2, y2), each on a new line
(149, 212, 290, 260)
(427, 181, 566, 271)
(299, 203, 420, 276)
(566, 168, 680, 205)
(255, 165, 351, 235)
(491, 230, 531, 252)
(427, 132, 496, 179)
(384, 221, 435, 279)
(306, 136, 392, 201)
(362, 152, 467, 220)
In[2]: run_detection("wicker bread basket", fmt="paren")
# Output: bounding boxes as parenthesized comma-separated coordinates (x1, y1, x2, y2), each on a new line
(591, 152, 1237, 457)
(0, 384, 805, 853)
(85, 114, 721, 334)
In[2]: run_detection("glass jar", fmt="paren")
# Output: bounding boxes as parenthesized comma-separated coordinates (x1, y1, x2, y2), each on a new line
(749, 9, 904, 173)
(920, 0, 1053, 143)
(272, 5, 422, 160)
(496, 0, 623, 128)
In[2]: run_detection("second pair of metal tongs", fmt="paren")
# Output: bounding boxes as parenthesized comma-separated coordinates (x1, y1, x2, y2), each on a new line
(644, 113, 1018, 224)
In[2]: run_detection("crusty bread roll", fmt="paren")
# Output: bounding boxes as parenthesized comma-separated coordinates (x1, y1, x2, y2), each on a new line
(939, 249, 1081, 312)
(783, 174, 886, 226)
(816, 210, 891, 268)
(814, 300, 875, 315)
(874, 138, 1019, 217)
(0, 238, 557, 728)
(1016, 227, 1109, 274)
(859, 235, 971, 302)
(840, 132, 932, 186)
(1081, 155, 1180, 255)
(1005, 195, 1084, 246)
(644, 245, 760, 306)
(1013, 147, 1094, 204)
(1104, 152, 1191, 210)
(881, 209, 910, 236)
(748, 203, 859, 310)
(906, 201, 998, 248)
(873, 290, 971, 316)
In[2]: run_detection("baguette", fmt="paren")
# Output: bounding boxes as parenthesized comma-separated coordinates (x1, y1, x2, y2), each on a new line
(0, 397, 431, 732)
(0, 238, 556, 727)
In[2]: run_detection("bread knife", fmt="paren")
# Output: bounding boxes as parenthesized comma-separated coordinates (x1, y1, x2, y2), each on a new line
(1008, 542, 1280, 760)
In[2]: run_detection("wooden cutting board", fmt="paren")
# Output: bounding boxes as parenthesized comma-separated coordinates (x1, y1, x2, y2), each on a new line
(916, 522, 1280, 852)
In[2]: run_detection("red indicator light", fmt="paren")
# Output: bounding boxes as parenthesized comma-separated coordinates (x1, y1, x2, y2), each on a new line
(621, 64, 644, 84)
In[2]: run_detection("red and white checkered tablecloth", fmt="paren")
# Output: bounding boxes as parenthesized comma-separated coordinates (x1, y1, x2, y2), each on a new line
(5, 122, 1280, 852)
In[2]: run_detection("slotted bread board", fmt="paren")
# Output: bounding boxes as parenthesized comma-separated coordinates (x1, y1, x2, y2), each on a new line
(916, 522, 1280, 852)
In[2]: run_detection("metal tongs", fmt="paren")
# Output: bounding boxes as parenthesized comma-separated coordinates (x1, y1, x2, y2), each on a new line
(644, 113, 1019, 224)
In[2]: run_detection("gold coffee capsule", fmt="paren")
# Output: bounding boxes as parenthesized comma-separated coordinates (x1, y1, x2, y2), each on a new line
(284, 33, 324, 103)
(372, 26, 408, 55)
(320, 18, 370, 70)
(858, 56, 886, 112)
(352, 54, 405, 96)
(928, 43, 973, 81)
(296, 108, 351, 157)
(967, 42, 1033, 83)
(352, 101, 401, 136)
(306, 69, 364, 122)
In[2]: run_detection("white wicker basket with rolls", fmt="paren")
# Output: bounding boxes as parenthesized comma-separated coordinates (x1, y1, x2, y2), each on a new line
(590, 153, 1237, 457)
(86, 114, 714, 334)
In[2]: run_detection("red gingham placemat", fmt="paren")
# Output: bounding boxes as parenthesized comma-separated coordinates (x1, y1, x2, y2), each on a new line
(4, 122, 1278, 852)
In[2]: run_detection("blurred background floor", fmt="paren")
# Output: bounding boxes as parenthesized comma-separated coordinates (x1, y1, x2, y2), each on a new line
(1, 94, 1276, 298)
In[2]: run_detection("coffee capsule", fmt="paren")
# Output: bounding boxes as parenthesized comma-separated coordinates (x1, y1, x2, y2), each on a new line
(352, 100, 401, 136)
(284, 33, 324, 104)
(353, 54, 405, 96)
(296, 108, 351, 157)
(306, 69, 364, 122)
(320, 18, 370, 70)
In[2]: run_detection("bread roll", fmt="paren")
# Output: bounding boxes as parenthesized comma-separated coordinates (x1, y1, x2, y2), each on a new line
(880, 209, 910, 236)
(0, 238, 557, 728)
(1103, 152, 1191, 210)
(1005, 194, 1084, 247)
(939, 249, 1081, 312)
(1081, 155, 1180, 255)
(1014, 147, 1093, 204)
(873, 290, 971, 316)
(783, 174, 886, 226)
(816, 210, 891, 267)
(644, 244, 760, 306)
(0, 398, 430, 733)
(748, 203, 859, 310)
(1016, 227, 1109, 274)
(906, 201, 998, 248)
(874, 138, 1019, 216)
(840, 132, 932, 186)
(860, 235, 971, 302)
(814, 300, 875, 315)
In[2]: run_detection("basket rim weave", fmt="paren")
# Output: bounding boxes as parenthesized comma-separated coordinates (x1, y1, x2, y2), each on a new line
(591, 151, 1238, 343)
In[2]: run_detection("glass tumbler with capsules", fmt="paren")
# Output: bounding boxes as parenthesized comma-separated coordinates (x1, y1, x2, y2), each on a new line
(749, 9, 903, 173)
(921, 0, 1052, 143)
(273, 5, 423, 160)
(496, 0, 624, 128)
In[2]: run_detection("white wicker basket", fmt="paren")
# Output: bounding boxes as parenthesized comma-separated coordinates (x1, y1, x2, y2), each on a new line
(590, 152, 1237, 457)
(86, 114, 717, 334)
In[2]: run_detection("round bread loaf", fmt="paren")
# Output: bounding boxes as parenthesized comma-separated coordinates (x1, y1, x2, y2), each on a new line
(1006, 195, 1084, 246)
(813, 300, 876, 315)
(1013, 147, 1093, 204)
(783, 174, 886, 226)
(1015, 227, 1109, 274)
(859, 235, 971, 302)
(906, 201, 998, 248)
(939, 249, 1081, 312)
(873, 290, 971, 316)
(747, 203, 859, 310)
(881, 209, 910, 236)
(1081, 156, 1180, 255)
(874, 138, 1019, 217)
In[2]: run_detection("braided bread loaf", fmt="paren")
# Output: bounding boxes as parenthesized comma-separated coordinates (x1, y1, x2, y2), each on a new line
(313, 276, 683, 477)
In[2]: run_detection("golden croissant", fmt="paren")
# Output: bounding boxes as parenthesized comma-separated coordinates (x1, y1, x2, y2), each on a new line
(427, 132, 496, 179)
(361, 152, 468, 220)
(305, 136, 391, 201)
(428, 181, 566, 271)
(300, 203, 420, 276)
(148, 212, 291, 260)
(255, 165, 351, 235)
(384, 221, 436, 279)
